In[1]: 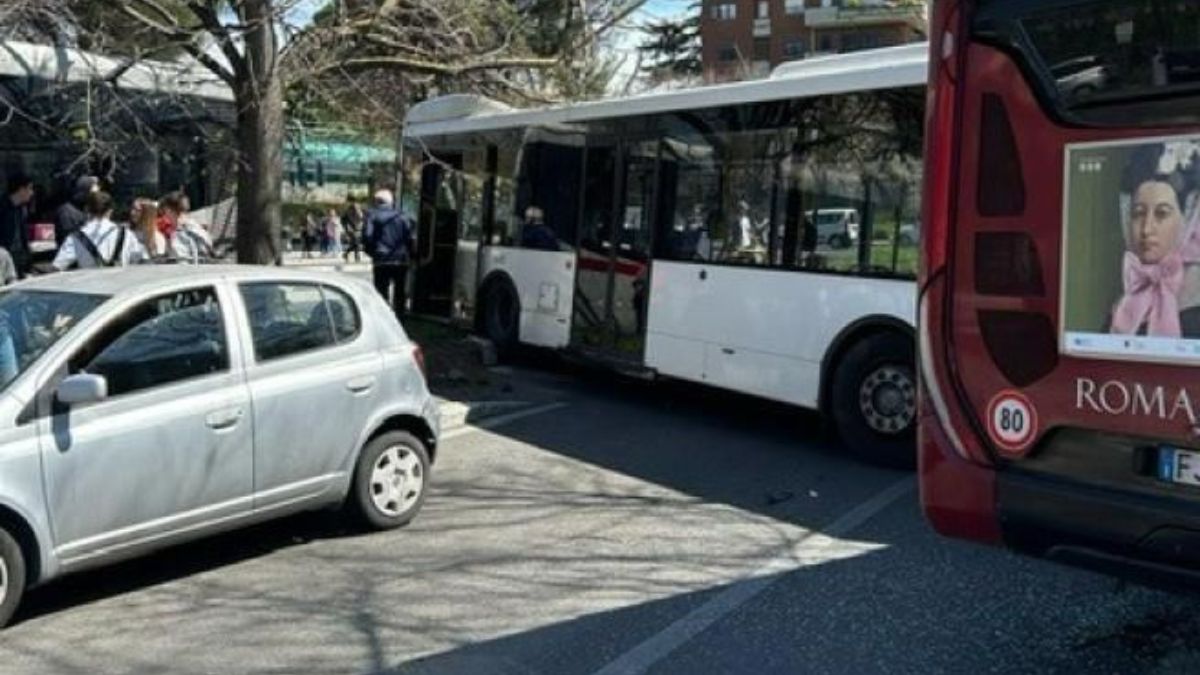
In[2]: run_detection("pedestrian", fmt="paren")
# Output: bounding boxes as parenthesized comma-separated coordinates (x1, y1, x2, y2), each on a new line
(324, 208, 344, 258)
(364, 189, 415, 319)
(343, 197, 364, 262)
(160, 191, 213, 263)
(0, 173, 34, 278)
(54, 175, 98, 249)
(52, 190, 147, 270)
(301, 213, 316, 258)
(130, 198, 167, 260)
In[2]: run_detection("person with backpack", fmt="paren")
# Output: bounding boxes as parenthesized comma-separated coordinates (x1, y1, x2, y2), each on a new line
(363, 189, 415, 319)
(52, 191, 147, 270)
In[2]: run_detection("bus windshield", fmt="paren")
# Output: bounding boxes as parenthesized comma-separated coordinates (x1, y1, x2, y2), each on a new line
(976, 0, 1200, 126)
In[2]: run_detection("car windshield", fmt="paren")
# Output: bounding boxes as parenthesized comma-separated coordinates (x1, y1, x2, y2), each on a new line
(0, 290, 108, 391)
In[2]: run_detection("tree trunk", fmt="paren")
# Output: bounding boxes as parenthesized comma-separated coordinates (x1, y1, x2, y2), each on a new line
(235, 0, 284, 265)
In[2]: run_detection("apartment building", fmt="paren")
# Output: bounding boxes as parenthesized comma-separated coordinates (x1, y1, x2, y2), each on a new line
(700, 0, 927, 82)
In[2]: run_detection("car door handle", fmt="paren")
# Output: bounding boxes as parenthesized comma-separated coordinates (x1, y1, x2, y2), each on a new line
(346, 376, 377, 395)
(205, 408, 244, 431)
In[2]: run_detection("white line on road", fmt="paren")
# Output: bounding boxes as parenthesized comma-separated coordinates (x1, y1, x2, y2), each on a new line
(591, 476, 917, 675)
(441, 402, 569, 441)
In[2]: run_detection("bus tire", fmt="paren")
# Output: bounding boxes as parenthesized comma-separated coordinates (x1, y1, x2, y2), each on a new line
(481, 279, 520, 357)
(830, 332, 917, 469)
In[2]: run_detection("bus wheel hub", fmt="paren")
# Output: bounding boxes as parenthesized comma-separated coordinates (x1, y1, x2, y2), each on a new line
(860, 366, 916, 435)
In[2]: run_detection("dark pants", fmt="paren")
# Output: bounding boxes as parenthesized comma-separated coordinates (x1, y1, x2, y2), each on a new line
(373, 264, 409, 318)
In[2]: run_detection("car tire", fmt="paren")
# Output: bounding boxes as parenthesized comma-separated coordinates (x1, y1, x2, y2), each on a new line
(481, 279, 520, 358)
(830, 333, 917, 470)
(349, 431, 431, 530)
(0, 526, 26, 630)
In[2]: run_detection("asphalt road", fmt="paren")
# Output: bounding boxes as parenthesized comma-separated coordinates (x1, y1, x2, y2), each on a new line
(1, 364, 1198, 674)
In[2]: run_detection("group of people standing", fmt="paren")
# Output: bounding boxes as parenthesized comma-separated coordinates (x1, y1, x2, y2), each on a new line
(0, 173, 214, 283)
(300, 197, 366, 261)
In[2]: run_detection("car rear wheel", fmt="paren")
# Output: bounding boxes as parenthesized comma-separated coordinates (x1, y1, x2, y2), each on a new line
(349, 431, 431, 530)
(830, 332, 917, 469)
(0, 526, 26, 630)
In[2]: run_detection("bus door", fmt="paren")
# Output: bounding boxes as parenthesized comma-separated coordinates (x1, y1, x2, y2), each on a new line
(572, 141, 657, 363)
(412, 157, 461, 318)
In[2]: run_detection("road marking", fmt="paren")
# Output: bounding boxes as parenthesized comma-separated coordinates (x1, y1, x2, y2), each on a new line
(441, 402, 568, 440)
(591, 476, 916, 675)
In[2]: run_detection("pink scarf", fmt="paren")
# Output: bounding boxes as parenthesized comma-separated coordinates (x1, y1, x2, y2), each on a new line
(1112, 251, 1185, 336)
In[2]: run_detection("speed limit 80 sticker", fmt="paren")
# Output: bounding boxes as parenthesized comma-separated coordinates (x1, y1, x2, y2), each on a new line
(986, 390, 1039, 453)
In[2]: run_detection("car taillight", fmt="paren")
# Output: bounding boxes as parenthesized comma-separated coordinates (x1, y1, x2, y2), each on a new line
(412, 343, 427, 377)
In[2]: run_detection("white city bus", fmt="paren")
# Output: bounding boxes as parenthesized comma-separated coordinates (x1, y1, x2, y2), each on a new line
(404, 44, 927, 466)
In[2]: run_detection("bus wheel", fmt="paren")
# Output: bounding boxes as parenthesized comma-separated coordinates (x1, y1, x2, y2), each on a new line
(830, 333, 916, 469)
(482, 280, 520, 356)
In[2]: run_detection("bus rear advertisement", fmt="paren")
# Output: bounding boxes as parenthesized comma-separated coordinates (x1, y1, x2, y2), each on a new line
(920, 0, 1200, 585)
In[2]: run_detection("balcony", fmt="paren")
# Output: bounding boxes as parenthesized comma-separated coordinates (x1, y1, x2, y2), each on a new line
(804, 2, 927, 30)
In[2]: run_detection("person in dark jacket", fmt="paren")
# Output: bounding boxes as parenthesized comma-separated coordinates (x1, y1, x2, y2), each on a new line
(54, 176, 98, 250)
(0, 174, 34, 277)
(364, 189, 415, 319)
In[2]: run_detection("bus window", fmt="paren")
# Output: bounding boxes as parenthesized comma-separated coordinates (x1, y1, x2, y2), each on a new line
(494, 142, 520, 247)
(975, 0, 1200, 127)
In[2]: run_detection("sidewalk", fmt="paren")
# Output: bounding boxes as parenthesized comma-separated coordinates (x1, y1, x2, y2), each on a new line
(404, 317, 567, 434)
(279, 251, 372, 274)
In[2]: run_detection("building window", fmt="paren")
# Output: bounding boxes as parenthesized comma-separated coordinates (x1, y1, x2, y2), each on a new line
(753, 38, 771, 61)
(784, 39, 807, 59)
(711, 3, 736, 20)
(785, 0, 805, 15)
(756, 1, 769, 19)
(718, 44, 739, 62)
(842, 31, 885, 52)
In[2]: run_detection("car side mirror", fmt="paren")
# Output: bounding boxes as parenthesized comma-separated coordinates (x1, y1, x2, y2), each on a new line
(56, 373, 108, 406)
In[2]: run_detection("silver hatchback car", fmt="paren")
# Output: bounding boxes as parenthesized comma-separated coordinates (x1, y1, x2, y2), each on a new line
(0, 266, 439, 628)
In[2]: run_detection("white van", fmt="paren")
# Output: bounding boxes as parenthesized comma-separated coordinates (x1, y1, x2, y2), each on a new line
(810, 209, 860, 249)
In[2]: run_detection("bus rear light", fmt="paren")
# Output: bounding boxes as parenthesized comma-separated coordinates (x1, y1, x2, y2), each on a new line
(978, 311, 1058, 388)
(977, 94, 1027, 217)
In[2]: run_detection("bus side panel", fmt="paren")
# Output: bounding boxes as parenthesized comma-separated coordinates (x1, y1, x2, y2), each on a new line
(645, 261, 916, 408)
(481, 247, 575, 349)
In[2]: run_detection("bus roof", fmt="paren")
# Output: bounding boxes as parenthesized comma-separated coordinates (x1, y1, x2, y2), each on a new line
(0, 40, 233, 103)
(405, 43, 929, 139)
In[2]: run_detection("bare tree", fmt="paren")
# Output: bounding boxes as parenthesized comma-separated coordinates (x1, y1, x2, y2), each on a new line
(99, 0, 648, 264)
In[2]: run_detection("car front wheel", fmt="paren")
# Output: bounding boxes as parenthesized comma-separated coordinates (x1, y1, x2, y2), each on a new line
(0, 526, 26, 629)
(349, 431, 431, 530)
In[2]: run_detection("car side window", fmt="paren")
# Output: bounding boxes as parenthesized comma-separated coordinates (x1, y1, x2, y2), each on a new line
(322, 285, 361, 343)
(240, 283, 337, 362)
(70, 287, 229, 397)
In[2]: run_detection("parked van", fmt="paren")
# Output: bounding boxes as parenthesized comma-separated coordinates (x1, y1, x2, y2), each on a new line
(810, 209, 860, 249)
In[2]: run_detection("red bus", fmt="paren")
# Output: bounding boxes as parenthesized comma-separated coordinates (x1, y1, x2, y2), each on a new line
(920, 0, 1200, 585)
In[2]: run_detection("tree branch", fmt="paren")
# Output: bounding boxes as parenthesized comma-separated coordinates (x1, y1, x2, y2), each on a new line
(119, 1, 237, 86)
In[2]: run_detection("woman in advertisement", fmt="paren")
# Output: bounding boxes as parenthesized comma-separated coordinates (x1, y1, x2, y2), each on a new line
(1110, 141, 1200, 338)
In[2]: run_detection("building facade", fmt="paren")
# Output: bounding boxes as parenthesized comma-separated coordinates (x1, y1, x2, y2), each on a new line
(700, 0, 927, 82)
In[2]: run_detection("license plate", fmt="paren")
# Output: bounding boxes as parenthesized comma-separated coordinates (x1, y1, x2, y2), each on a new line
(1158, 447, 1200, 487)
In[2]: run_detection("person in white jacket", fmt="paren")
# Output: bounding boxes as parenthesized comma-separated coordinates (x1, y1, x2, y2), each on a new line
(160, 192, 214, 264)
(52, 191, 147, 270)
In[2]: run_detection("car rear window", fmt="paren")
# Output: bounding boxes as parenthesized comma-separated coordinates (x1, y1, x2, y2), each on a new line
(974, 0, 1200, 127)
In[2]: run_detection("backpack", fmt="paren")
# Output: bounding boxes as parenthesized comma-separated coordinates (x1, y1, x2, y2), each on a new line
(71, 226, 126, 268)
